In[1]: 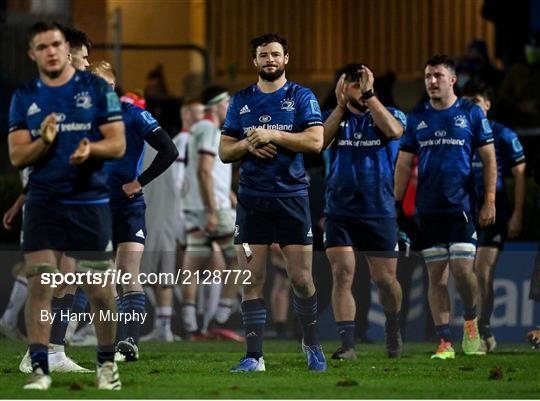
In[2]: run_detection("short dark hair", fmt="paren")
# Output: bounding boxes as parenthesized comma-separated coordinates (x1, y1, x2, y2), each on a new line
(461, 79, 492, 101)
(27, 21, 65, 47)
(250, 33, 288, 58)
(63, 25, 92, 51)
(425, 54, 456, 74)
(200, 85, 228, 106)
(342, 62, 369, 82)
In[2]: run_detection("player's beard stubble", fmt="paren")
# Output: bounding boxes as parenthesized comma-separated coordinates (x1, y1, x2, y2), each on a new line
(349, 97, 368, 113)
(258, 66, 285, 82)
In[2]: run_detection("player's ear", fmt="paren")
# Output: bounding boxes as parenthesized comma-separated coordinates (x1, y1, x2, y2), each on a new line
(28, 49, 36, 61)
(252, 57, 258, 68)
(449, 73, 457, 86)
(67, 53, 73, 63)
(485, 99, 491, 112)
(284, 53, 289, 65)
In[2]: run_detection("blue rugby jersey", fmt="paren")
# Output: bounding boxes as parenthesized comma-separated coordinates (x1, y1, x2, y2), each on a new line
(400, 98, 494, 214)
(9, 70, 123, 203)
(105, 102, 160, 209)
(222, 81, 323, 197)
(472, 120, 525, 196)
(324, 107, 406, 218)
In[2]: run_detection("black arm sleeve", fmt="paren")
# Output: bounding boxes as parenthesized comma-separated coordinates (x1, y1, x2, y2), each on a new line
(138, 127, 179, 187)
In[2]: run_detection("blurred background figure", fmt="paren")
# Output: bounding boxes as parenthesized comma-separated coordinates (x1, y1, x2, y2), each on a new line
(456, 39, 504, 93)
(496, 36, 540, 128)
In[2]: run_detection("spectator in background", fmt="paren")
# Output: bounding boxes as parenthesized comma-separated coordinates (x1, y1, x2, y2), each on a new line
(145, 64, 169, 99)
(456, 40, 504, 93)
(496, 37, 540, 128)
(482, 0, 530, 69)
(144, 65, 182, 138)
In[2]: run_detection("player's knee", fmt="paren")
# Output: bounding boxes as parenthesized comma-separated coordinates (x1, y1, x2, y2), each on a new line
(243, 283, 264, 299)
(290, 277, 313, 298)
(428, 268, 449, 286)
(474, 264, 489, 282)
(372, 273, 395, 292)
(452, 263, 475, 282)
(449, 243, 476, 262)
(331, 265, 354, 287)
(289, 269, 310, 285)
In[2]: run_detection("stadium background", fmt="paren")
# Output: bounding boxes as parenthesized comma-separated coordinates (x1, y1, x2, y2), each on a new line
(0, 0, 539, 343)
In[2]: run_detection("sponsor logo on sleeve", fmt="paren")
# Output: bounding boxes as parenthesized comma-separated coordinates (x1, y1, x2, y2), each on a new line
(393, 110, 407, 126)
(481, 118, 492, 133)
(106, 92, 121, 112)
(512, 137, 523, 153)
(141, 110, 157, 125)
(309, 99, 321, 115)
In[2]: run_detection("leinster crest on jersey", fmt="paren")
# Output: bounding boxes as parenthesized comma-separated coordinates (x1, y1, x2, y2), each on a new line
(281, 98, 295, 111)
(74, 91, 92, 109)
(454, 115, 468, 129)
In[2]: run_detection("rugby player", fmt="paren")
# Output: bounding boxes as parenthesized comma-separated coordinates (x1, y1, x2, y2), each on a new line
(8, 21, 125, 389)
(323, 63, 406, 360)
(395, 54, 497, 359)
(220, 33, 326, 372)
(461, 79, 526, 352)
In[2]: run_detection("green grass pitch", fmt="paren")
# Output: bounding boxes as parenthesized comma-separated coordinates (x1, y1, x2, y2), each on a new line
(1, 339, 539, 399)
